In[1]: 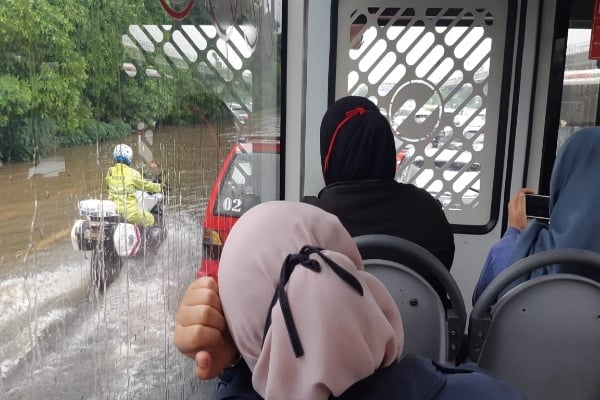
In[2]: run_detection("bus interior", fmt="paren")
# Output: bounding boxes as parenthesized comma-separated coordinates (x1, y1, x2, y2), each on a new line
(1, 0, 600, 398)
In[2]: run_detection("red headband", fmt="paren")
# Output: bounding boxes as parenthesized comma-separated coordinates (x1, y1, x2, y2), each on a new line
(323, 107, 367, 175)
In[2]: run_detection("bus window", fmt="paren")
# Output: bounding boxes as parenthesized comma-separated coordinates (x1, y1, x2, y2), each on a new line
(559, 28, 598, 149)
(0, 1, 283, 398)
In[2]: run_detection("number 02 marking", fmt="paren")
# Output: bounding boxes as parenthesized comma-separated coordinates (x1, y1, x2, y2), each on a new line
(223, 197, 242, 212)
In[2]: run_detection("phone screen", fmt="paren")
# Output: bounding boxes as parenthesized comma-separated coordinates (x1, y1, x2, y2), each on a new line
(525, 194, 550, 221)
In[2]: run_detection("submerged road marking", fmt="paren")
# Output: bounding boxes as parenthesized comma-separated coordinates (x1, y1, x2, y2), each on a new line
(34, 228, 71, 251)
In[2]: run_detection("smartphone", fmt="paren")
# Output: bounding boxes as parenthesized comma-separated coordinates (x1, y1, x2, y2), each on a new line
(525, 194, 550, 221)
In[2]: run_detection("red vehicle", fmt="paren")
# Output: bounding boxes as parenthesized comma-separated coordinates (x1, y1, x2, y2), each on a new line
(198, 137, 280, 280)
(396, 148, 408, 169)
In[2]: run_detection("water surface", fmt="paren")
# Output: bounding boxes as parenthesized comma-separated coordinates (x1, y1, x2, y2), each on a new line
(0, 123, 235, 399)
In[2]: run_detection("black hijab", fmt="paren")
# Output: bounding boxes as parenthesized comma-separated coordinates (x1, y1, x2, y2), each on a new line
(320, 96, 397, 184)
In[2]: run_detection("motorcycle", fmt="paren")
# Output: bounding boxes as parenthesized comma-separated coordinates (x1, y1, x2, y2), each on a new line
(70, 189, 167, 289)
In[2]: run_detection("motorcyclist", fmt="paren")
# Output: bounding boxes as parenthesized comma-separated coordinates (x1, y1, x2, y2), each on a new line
(106, 144, 162, 226)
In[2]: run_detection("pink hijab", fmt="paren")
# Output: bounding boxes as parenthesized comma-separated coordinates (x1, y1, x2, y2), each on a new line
(219, 201, 404, 399)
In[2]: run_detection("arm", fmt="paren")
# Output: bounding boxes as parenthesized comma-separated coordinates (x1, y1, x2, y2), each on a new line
(174, 277, 239, 380)
(472, 188, 534, 304)
(141, 177, 162, 193)
(131, 168, 162, 193)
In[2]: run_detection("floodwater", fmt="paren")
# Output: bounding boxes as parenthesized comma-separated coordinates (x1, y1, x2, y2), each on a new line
(0, 122, 238, 399)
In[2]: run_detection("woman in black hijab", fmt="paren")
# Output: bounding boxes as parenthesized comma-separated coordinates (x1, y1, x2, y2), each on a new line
(304, 96, 455, 269)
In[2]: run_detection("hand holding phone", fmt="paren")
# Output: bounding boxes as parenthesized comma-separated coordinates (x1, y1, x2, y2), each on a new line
(525, 194, 550, 222)
(508, 189, 535, 230)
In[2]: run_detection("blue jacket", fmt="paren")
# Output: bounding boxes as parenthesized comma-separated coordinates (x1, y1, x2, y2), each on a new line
(472, 227, 521, 304)
(216, 355, 524, 400)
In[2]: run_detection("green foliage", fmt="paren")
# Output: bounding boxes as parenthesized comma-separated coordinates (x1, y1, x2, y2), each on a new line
(59, 119, 130, 147)
(0, 0, 88, 161)
(0, 0, 270, 162)
(79, 0, 170, 123)
(0, 117, 57, 162)
(165, 91, 232, 126)
(118, 70, 176, 126)
(0, 75, 31, 127)
(0, 0, 88, 125)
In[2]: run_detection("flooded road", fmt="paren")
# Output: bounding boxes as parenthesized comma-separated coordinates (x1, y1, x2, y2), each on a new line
(0, 123, 237, 399)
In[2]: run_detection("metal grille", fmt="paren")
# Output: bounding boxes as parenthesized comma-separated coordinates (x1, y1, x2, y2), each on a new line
(122, 20, 258, 119)
(335, 2, 510, 225)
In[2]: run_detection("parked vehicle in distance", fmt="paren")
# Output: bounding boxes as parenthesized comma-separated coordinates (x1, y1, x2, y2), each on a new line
(397, 148, 408, 169)
(398, 148, 481, 210)
(394, 135, 411, 170)
(228, 102, 249, 124)
(198, 136, 280, 279)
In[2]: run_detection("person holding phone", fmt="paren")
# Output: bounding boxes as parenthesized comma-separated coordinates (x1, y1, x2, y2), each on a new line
(472, 127, 600, 304)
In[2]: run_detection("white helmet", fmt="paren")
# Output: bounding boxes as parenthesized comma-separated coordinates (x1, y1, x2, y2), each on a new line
(113, 144, 133, 165)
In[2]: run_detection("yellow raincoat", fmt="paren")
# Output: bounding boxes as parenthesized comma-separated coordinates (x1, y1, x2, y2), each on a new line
(105, 163, 162, 226)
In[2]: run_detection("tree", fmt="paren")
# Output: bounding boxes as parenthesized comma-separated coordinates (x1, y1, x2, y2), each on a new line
(0, 0, 88, 128)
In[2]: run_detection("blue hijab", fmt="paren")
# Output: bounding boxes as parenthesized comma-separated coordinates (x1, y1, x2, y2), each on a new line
(508, 127, 600, 277)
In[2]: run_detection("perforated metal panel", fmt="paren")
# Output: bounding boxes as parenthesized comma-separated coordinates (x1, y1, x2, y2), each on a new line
(333, 1, 513, 226)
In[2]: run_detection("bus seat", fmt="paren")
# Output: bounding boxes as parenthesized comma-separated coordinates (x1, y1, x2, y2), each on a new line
(362, 258, 447, 362)
(353, 234, 466, 363)
(468, 248, 600, 400)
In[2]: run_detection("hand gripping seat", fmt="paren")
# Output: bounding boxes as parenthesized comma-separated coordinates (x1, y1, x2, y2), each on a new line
(468, 248, 600, 400)
(353, 234, 466, 363)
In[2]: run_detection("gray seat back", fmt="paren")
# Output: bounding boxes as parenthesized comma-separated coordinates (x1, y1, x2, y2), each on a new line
(354, 234, 466, 363)
(469, 248, 600, 400)
(364, 259, 447, 362)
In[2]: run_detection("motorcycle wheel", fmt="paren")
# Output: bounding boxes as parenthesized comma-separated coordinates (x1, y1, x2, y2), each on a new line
(90, 245, 122, 291)
(143, 224, 167, 253)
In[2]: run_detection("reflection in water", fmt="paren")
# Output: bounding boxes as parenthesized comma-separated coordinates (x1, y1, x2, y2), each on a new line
(28, 156, 66, 179)
(0, 124, 234, 398)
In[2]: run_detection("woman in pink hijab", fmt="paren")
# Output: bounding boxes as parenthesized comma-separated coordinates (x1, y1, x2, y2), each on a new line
(215, 201, 524, 400)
